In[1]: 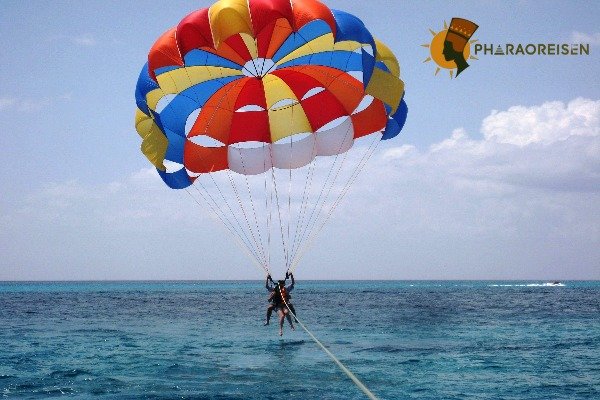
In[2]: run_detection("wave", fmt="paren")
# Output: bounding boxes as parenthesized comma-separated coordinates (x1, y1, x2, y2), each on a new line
(489, 282, 565, 287)
(49, 369, 92, 379)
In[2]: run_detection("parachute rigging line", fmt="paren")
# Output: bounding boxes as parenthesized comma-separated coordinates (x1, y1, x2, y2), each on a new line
(289, 133, 382, 273)
(288, 141, 319, 270)
(238, 152, 269, 266)
(224, 169, 269, 267)
(269, 159, 290, 270)
(198, 175, 264, 266)
(263, 148, 273, 270)
(287, 130, 294, 271)
(202, 172, 268, 268)
(184, 187, 270, 275)
(288, 110, 356, 270)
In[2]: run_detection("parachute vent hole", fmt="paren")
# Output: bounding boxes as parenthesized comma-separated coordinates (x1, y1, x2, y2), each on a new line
(270, 98, 298, 110)
(316, 116, 349, 132)
(274, 132, 312, 144)
(188, 135, 225, 148)
(229, 141, 269, 150)
(301, 87, 325, 100)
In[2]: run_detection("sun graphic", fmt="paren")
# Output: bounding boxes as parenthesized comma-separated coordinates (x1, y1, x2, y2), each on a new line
(421, 21, 478, 78)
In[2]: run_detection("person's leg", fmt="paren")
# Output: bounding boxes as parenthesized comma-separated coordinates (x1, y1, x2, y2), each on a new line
(283, 308, 295, 330)
(278, 309, 285, 336)
(264, 304, 274, 325)
(288, 303, 298, 322)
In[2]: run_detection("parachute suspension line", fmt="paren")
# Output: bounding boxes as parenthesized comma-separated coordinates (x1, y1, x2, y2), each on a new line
(285, 108, 296, 271)
(289, 141, 341, 266)
(237, 149, 269, 269)
(183, 187, 267, 275)
(263, 146, 273, 271)
(175, 73, 272, 271)
(284, 27, 345, 270)
(203, 172, 267, 269)
(190, 181, 253, 258)
(287, 153, 293, 271)
(289, 133, 381, 273)
(289, 114, 354, 268)
(288, 136, 319, 272)
(224, 169, 269, 269)
(290, 135, 381, 273)
(285, 28, 339, 270)
(289, 116, 366, 272)
(197, 177, 252, 253)
(282, 299, 379, 400)
(328, 135, 382, 222)
(269, 160, 290, 271)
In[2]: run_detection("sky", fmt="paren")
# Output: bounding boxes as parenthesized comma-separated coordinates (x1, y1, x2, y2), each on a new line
(0, 0, 599, 281)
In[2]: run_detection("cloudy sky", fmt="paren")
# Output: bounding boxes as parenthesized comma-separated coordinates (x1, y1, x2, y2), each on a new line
(1, 0, 598, 280)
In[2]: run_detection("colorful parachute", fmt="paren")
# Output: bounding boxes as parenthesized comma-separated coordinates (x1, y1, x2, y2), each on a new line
(134, 0, 407, 273)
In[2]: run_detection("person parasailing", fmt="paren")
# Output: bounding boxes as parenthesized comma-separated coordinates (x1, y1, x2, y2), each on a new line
(275, 273, 295, 336)
(282, 272, 298, 322)
(264, 272, 297, 335)
(264, 274, 277, 326)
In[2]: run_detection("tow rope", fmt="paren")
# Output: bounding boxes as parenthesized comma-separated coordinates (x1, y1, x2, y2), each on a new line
(282, 298, 379, 400)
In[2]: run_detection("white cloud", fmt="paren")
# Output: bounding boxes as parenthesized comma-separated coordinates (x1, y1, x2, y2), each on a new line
(72, 34, 96, 47)
(45, 33, 97, 47)
(481, 98, 600, 146)
(337, 98, 600, 278)
(374, 99, 600, 198)
(17, 98, 52, 112)
(0, 94, 72, 112)
(17, 169, 196, 232)
(570, 31, 600, 46)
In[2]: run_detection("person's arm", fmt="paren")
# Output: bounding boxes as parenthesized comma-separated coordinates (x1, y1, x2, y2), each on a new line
(266, 275, 272, 290)
(288, 272, 295, 290)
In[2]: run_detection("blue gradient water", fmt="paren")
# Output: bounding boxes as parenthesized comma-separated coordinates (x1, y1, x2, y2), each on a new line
(1, 281, 599, 399)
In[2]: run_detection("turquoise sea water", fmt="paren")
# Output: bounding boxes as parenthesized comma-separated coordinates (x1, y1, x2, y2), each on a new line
(1, 280, 599, 399)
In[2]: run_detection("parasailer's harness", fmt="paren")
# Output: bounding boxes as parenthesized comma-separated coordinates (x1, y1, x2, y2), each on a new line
(280, 295, 379, 400)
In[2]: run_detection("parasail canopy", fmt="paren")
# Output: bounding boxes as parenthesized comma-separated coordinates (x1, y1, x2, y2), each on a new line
(134, 0, 408, 275)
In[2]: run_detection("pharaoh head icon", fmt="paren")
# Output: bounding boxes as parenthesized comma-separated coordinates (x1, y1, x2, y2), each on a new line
(443, 18, 478, 76)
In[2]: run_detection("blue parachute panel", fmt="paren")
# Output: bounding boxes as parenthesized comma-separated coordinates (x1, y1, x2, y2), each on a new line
(331, 9, 376, 86)
(272, 20, 332, 63)
(157, 167, 192, 189)
(185, 49, 243, 69)
(135, 63, 159, 115)
(382, 99, 408, 140)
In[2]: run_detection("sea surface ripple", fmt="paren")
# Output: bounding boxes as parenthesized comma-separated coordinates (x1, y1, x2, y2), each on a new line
(0, 280, 599, 399)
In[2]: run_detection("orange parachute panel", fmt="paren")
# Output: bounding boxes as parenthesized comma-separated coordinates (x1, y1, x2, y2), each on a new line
(189, 79, 249, 143)
(184, 141, 228, 173)
(291, 0, 336, 35)
(284, 65, 364, 114)
(148, 27, 184, 81)
(258, 18, 293, 59)
(215, 41, 248, 66)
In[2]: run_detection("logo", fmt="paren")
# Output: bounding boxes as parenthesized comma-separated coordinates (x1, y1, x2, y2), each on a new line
(422, 18, 591, 79)
(422, 18, 479, 79)
(473, 43, 590, 56)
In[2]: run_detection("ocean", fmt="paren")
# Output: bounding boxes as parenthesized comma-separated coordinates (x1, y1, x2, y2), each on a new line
(0, 281, 598, 399)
